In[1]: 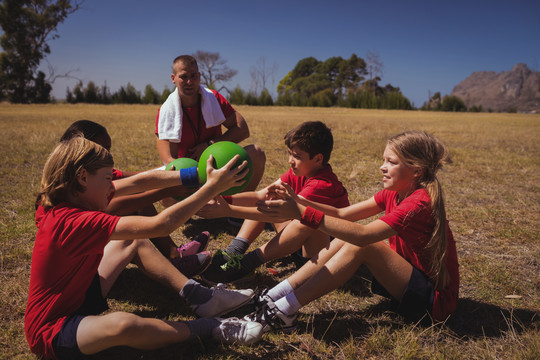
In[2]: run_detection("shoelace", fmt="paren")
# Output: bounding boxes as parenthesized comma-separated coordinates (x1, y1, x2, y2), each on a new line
(220, 253, 244, 271)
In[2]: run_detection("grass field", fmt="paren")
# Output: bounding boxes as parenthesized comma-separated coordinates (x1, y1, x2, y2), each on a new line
(0, 104, 538, 359)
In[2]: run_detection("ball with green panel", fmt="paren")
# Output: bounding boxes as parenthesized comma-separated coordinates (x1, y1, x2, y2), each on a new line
(165, 157, 199, 200)
(197, 141, 253, 195)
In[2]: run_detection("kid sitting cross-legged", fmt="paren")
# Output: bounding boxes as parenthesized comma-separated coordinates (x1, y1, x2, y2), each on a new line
(25, 137, 263, 360)
(244, 131, 460, 333)
(197, 121, 349, 284)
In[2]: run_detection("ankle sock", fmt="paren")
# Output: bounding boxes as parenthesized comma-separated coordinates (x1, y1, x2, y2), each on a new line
(185, 318, 220, 339)
(274, 292, 302, 316)
(225, 237, 250, 255)
(179, 279, 212, 305)
(267, 279, 294, 301)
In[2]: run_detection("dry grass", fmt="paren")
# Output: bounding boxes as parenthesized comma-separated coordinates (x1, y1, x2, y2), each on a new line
(0, 104, 538, 359)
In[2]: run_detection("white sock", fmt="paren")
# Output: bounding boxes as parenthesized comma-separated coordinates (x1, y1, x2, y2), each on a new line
(274, 292, 301, 316)
(267, 279, 294, 301)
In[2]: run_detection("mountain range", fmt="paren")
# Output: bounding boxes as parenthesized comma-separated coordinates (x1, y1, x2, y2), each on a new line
(451, 63, 540, 113)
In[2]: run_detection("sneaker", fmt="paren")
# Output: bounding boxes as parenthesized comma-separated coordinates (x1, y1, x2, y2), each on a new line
(193, 283, 256, 318)
(178, 231, 210, 257)
(238, 287, 272, 321)
(171, 251, 211, 277)
(201, 250, 253, 284)
(212, 317, 263, 345)
(244, 298, 297, 334)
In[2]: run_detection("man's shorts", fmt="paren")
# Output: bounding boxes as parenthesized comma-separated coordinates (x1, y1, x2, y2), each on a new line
(371, 266, 434, 322)
(52, 274, 109, 359)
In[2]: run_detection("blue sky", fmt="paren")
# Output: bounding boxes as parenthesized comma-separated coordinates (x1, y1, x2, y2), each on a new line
(41, 0, 540, 106)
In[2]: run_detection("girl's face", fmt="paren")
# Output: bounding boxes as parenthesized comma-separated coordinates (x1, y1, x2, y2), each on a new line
(79, 167, 115, 211)
(287, 146, 322, 178)
(380, 145, 419, 198)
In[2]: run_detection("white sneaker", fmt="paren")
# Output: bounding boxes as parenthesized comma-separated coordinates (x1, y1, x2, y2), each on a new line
(212, 317, 263, 345)
(193, 284, 255, 318)
(243, 298, 297, 334)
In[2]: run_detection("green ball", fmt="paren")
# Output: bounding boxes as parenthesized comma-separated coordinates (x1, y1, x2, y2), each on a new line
(197, 141, 253, 195)
(165, 157, 199, 200)
(165, 157, 199, 171)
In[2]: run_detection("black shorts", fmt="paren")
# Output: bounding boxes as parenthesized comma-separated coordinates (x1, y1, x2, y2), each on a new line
(371, 266, 434, 322)
(52, 274, 109, 360)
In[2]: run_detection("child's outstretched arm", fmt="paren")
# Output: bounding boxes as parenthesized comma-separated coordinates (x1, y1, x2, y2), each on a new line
(196, 179, 287, 221)
(111, 155, 248, 240)
(106, 185, 195, 216)
(112, 169, 187, 197)
(267, 181, 382, 222)
(258, 194, 395, 247)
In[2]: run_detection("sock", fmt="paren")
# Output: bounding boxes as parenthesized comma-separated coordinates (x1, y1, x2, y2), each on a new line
(185, 318, 220, 339)
(240, 248, 265, 272)
(225, 237, 250, 255)
(179, 279, 213, 305)
(274, 292, 302, 316)
(267, 279, 294, 301)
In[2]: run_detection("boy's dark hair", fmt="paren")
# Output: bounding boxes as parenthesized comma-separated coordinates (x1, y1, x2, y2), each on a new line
(173, 55, 199, 73)
(284, 121, 333, 164)
(60, 120, 111, 151)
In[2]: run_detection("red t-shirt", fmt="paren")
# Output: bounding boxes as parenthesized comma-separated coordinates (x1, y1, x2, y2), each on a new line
(25, 203, 120, 359)
(155, 90, 235, 158)
(374, 188, 459, 321)
(280, 165, 349, 208)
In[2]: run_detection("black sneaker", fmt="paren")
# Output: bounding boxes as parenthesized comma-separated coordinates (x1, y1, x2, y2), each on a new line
(201, 250, 253, 284)
(244, 298, 297, 334)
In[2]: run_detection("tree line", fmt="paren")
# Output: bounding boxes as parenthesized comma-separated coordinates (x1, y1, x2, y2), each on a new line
(0, 0, 479, 112)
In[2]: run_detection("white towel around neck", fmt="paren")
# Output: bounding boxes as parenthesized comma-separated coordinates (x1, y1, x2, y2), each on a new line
(157, 86, 226, 142)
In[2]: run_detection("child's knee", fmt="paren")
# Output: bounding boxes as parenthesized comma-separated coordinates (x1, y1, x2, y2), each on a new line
(105, 312, 142, 337)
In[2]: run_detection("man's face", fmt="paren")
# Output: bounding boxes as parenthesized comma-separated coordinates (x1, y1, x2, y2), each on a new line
(171, 61, 201, 99)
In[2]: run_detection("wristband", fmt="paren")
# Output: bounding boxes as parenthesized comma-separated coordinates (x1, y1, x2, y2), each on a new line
(180, 167, 199, 187)
(222, 195, 233, 204)
(300, 206, 324, 229)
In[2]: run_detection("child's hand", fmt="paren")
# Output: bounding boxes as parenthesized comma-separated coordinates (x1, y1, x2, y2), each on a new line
(196, 196, 230, 218)
(265, 181, 297, 201)
(204, 154, 248, 194)
(256, 196, 303, 221)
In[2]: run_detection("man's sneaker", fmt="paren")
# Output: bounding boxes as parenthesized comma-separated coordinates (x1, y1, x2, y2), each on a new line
(171, 251, 211, 277)
(244, 298, 297, 334)
(178, 231, 210, 257)
(201, 250, 253, 284)
(193, 283, 256, 318)
(212, 317, 263, 345)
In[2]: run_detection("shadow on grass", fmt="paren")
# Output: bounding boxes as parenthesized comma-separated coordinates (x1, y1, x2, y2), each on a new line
(446, 297, 539, 338)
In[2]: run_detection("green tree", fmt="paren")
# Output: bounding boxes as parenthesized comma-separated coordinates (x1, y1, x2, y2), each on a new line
(229, 85, 246, 105)
(0, 0, 81, 103)
(441, 95, 466, 112)
(257, 88, 274, 106)
(84, 81, 99, 103)
(160, 86, 172, 103)
(142, 84, 160, 104)
(277, 55, 366, 106)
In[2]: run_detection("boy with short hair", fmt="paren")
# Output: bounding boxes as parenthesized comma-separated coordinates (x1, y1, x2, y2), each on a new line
(197, 121, 349, 283)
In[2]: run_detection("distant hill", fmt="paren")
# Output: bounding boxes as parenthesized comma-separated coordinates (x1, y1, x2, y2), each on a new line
(451, 63, 540, 113)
